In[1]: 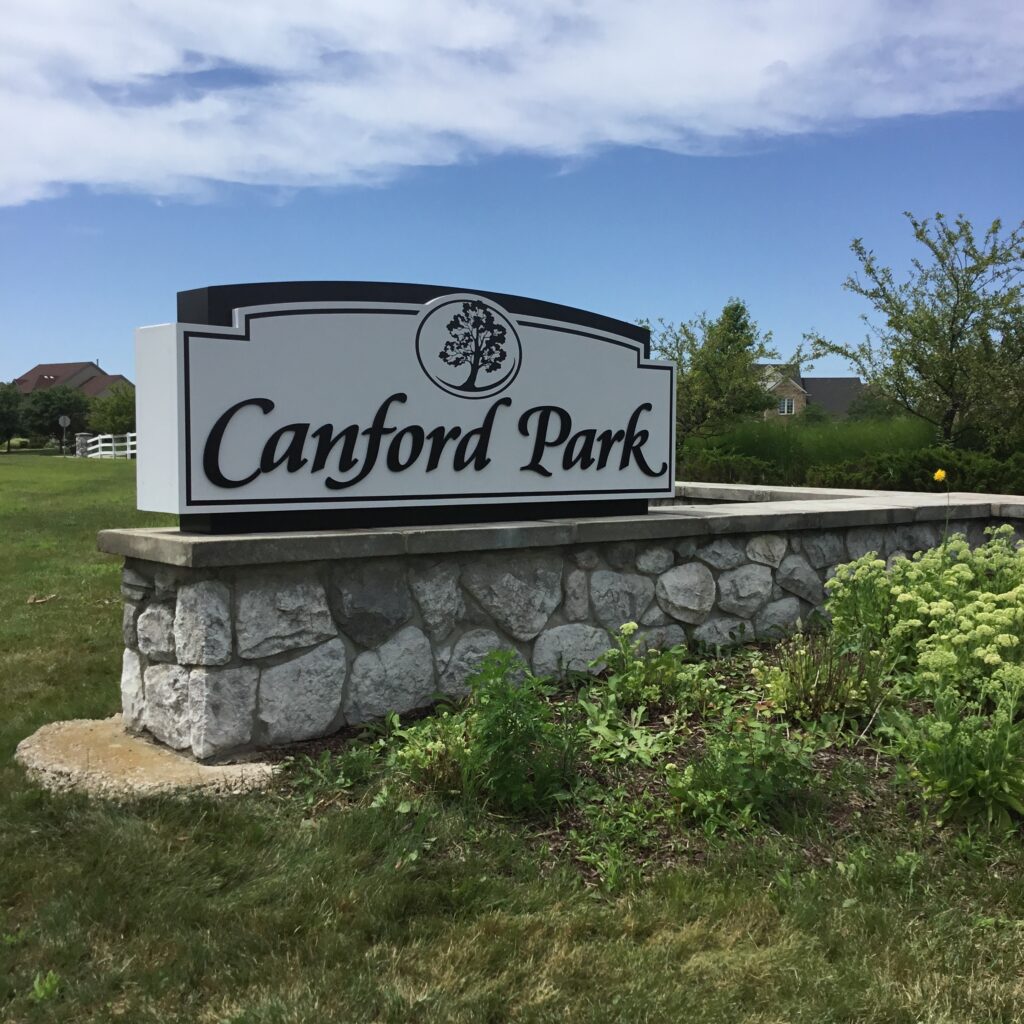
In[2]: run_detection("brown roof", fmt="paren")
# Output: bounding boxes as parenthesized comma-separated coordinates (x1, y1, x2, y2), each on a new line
(79, 373, 133, 397)
(14, 361, 97, 394)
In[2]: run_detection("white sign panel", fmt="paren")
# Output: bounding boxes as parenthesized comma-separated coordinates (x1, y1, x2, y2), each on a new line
(136, 285, 675, 518)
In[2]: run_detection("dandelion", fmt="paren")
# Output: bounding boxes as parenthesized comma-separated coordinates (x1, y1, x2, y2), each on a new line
(933, 468, 946, 482)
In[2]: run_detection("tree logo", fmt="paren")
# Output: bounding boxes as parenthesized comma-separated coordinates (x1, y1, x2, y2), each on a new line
(416, 297, 522, 399)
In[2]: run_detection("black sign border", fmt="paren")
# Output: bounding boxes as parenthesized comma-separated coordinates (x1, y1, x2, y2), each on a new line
(182, 311, 674, 507)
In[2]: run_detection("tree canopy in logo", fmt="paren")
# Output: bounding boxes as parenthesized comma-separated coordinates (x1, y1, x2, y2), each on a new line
(439, 301, 508, 391)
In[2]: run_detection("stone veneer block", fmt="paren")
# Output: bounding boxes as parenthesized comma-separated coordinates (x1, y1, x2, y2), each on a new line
(776, 554, 825, 606)
(189, 665, 259, 759)
(120, 648, 145, 731)
(330, 558, 413, 647)
(533, 624, 609, 676)
(461, 551, 562, 641)
(142, 664, 191, 749)
(345, 625, 435, 723)
(655, 563, 716, 624)
(746, 534, 787, 568)
(174, 580, 232, 666)
(437, 629, 511, 697)
(589, 570, 655, 631)
(259, 638, 347, 743)
(409, 562, 464, 640)
(697, 538, 746, 570)
(635, 545, 674, 574)
(136, 603, 176, 663)
(236, 571, 336, 659)
(563, 569, 589, 622)
(717, 564, 773, 618)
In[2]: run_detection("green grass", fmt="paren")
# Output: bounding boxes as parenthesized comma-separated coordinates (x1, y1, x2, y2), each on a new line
(5, 455, 1024, 1022)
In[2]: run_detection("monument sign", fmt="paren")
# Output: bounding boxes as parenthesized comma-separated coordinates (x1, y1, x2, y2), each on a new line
(136, 283, 675, 530)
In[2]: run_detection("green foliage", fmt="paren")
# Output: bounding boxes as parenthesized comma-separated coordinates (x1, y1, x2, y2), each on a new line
(30, 969, 61, 1002)
(88, 382, 136, 434)
(687, 415, 935, 487)
(759, 630, 893, 725)
(808, 212, 1024, 447)
(21, 384, 91, 439)
(391, 651, 577, 815)
(0, 383, 23, 449)
(650, 299, 778, 444)
(666, 706, 817, 833)
(596, 622, 699, 709)
(807, 446, 1024, 493)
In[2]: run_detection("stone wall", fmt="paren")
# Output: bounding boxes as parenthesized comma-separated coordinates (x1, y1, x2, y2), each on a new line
(115, 514, 1011, 760)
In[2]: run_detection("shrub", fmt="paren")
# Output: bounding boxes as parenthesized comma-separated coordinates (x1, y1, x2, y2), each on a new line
(596, 622, 701, 710)
(759, 630, 893, 725)
(666, 706, 817, 832)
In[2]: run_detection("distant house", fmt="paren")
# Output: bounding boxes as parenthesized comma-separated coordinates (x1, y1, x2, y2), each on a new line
(757, 364, 862, 419)
(15, 361, 133, 400)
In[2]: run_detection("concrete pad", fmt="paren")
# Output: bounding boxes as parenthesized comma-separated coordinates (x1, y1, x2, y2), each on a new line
(14, 716, 275, 799)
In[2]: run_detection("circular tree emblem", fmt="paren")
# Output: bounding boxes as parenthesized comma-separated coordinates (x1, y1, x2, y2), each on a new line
(416, 297, 522, 399)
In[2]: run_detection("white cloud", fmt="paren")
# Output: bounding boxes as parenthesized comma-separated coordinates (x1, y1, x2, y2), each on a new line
(2, 0, 1023, 204)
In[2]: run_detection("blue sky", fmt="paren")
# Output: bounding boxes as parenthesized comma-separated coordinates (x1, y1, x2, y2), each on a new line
(2, 1, 1023, 383)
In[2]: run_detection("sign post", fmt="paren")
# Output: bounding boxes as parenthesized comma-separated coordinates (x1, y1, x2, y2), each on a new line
(136, 283, 676, 533)
(58, 414, 70, 456)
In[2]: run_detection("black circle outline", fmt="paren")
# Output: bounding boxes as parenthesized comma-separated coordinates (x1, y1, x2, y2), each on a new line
(415, 297, 523, 400)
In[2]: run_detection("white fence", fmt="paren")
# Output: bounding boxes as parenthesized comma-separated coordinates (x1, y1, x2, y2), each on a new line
(87, 432, 137, 459)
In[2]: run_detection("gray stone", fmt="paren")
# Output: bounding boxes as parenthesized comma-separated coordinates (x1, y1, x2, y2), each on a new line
(123, 600, 141, 649)
(801, 531, 846, 569)
(189, 665, 258, 759)
(697, 538, 745, 570)
(120, 648, 145, 731)
(605, 542, 637, 570)
(344, 626, 435, 722)
(461, 552, 562, 641)
(142, 664, 191, 749)
(260, 638, 347, 743)
(237, 571, 336, 659)
(589, 570, 655, 631)
(564, 569, 589, 622)
(136, 603, 176, 663)
(693, 616, 750, 648)
(746, 534, 787, 568)
(674, 539, 698, 560)
(174, 580, 232, 666)
(409, 561, 464, 640)
(637, 624, 687, 652)
(893, 523, 939, 554)
(655, 563, 716, 624)
(717, 564, 773, 617)
(438, 629, 512, 697)
(572, 548, 601, 570)
(776, 554, 825, 606)
(755, 597, 803, 639)
(771, 584, 785, 600)
(330, 559, 413, 648)
(636, 545, 674, 574)
(121, 565, 152, 601)
(641, 602, 670, 626)
(533, 624, 610, 677)
(846, 526, 886, 561)
(887, 550, 908, 569)
(154, 568, 183, 601)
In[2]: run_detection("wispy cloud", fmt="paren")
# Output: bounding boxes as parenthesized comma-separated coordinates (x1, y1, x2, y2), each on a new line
(3, 0, 1023, 205)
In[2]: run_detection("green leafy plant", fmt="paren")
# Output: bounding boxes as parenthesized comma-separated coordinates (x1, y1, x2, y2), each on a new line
(31, 970, 61, 1002)
(666, 706, 817, 833)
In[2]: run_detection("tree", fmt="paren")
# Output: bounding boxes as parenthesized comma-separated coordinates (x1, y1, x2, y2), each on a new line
(650, 299, 779, 444)
(22, 385, 91, 441)
(808, 213, 1024, 447)
(89, 383, 136, 435)
(439, 301, 508, 390)
(0, 383, 23, 452)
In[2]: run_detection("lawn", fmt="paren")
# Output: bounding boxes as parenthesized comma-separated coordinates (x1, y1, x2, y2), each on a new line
(4, 454, 1024, 1023)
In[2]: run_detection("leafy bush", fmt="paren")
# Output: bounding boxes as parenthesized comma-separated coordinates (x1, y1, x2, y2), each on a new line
(597, 622, 702, 709)
(666, 706, 817, 832)
(807, 447, 1024, 494)
(391, 651, 577, 815)
(759, 630, 893, 725)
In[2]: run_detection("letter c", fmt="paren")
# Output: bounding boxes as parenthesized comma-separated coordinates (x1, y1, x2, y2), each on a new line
(203, 398, 274, 488)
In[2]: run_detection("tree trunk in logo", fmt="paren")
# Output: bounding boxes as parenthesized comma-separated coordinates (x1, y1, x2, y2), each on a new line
(440, 301, 508, 393)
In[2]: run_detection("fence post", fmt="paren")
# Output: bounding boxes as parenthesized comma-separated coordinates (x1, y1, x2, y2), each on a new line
(75, 433, 93, 457)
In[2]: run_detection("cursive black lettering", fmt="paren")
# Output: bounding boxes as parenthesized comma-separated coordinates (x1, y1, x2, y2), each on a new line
(203, 397, 274, 488)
